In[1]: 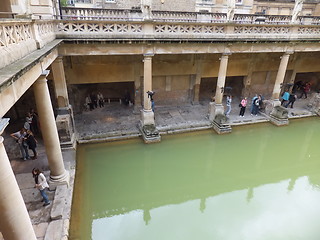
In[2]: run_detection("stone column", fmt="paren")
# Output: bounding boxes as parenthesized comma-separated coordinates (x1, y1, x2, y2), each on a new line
(51, 57, 70, 109)
(133, 62, 142, 113)
(192, 57, 203, 104)
(33, 71, 69, 186)
(51, 56, 75, 148)
(0, 135, 37, 240)
(271, 52, 291, 106)
(141, 54, 155, 126)
(209, 53, 230, 121)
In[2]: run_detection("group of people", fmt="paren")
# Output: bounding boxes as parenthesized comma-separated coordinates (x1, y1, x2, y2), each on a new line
(85, 92, 104, 111)
(292, 81, 311, 99)
(10, 109, 39, 161)
(224, 94, 263, 117)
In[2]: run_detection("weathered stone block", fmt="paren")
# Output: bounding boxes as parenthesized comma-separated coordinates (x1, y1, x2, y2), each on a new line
(44, 220, 63, 240)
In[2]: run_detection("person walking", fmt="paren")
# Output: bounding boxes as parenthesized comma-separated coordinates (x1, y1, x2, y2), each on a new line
(281, 91, 290, 106)
(10, 128, 30, 160)
(32, 168, 50, 206)
(26, 130, 38, 159)
(239, 97, 248, 117)
(225, 95, 232, 117)
(285, 94, 297, 108)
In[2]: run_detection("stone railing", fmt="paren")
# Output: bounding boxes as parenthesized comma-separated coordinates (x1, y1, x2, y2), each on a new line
(61, 7, 320, 25)
(61, 7, 142, 21)
(0, 20, 56, 69)
(55, 20, 320, 41)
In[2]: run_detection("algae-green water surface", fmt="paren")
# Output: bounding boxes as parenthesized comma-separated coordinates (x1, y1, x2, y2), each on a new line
(70, 118, 320, 240)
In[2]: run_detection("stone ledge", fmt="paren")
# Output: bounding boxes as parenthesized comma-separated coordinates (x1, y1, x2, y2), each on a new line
(50, 184, 68, 220)
(44, 220, 63, 240)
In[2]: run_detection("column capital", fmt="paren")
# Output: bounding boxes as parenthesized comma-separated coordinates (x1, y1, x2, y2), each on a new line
(281, 51, 294, 58)
(36, 70, 50, 83)
(41, 70, 50, 77)
(143, 53, 154, 58)
(222, 52, 232, 56)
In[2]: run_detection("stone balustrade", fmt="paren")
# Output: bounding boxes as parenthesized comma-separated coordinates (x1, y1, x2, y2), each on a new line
(56, 20, 320, 41)
(0, 20, 56, 69)
(61, 7, 320, 25)
(1, 12, 320, 69)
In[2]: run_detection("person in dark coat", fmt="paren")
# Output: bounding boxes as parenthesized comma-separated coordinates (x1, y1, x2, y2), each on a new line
(26, 130, 38, 159)
(285, 94, 297, 108)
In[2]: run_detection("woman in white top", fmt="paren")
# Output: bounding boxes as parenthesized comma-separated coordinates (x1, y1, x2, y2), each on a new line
(32, 168, 50, 206)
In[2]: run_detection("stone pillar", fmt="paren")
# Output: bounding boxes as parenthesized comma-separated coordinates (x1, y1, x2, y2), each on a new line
(51, 56, 75, 148)
(133, 63, 142, 113)
(209, 53, 230, 121)
(51, 57, 70, 109)
(192, 57, 203, 104)
(272, 52, 291, 105)
(33, 71, 69, 186)
(269, 53, 291, 126)
(215, 54, 229, 104)
(0, 135, 37, 240)
(141, 54, 155, 126)
(139, 54, 160, 143)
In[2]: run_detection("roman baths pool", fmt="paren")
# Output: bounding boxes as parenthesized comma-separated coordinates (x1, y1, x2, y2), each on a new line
(70, 118, 320, 240)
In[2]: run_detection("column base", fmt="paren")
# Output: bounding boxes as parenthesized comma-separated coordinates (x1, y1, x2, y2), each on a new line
(56, 105, 76, 149)
(212, 121, 232, 134)
(208, 102, 231, 134)
(208, 102, 225, 122)
(140, 109, 155, 126)
(139, 109, 161, 143)
(269, 100, 289, 126)
(49, 170, 70, 190)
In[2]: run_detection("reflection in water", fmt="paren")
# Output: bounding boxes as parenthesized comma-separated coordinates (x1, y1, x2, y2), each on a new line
(70, 118, 320, 240)
(143, 209, 151, 225)
(199, 198, 206, 213)
(246, 187, 254, 203)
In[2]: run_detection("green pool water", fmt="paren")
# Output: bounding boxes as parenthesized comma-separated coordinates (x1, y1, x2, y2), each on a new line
(70, 118, 320, 240)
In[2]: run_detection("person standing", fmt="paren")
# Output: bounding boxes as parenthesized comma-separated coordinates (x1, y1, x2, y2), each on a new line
(97, 92, 104, 108)
(26, 130, 38, 160)
(32, 168, 50, 206)
(30, 108, 40, 136)
(250, 94, 258, 114)
(239, 97, 247, 117)
(85, 95, 92, 111)
(300, 82, 311, 99)
(251, 95, 260, 116)
(10, 128, 30, 160)
(225, 95, 232, 117)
